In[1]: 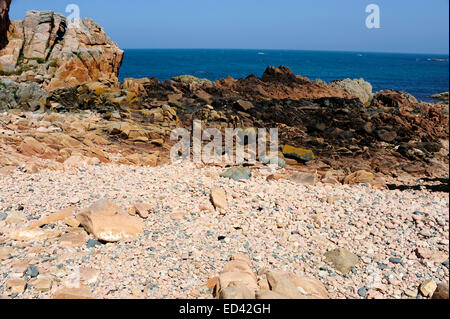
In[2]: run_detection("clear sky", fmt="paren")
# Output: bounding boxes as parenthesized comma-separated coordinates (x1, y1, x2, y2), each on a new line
(9, 0, 450, 54)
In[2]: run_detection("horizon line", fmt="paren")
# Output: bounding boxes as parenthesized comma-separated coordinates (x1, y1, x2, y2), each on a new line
(119, 48, 450, 56)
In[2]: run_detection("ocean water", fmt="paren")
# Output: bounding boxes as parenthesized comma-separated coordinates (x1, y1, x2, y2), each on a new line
(119, 49, 449, 102)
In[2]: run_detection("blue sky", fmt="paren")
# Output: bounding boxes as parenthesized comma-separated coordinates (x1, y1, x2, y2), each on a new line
(9, 0, 449, 54)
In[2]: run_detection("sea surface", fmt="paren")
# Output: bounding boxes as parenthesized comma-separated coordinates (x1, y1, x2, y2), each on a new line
(119, 49, 449, 102)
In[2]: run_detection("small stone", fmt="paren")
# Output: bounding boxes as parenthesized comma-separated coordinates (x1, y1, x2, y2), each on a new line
(87, 239, 102, 248)
(234, 99, 255, 111)
(289, 172, 317, 186)
(5, 211, 27, 224)
(11, 260, 29, 275)
(220, 167, 252, 182)
(420, 279, 437, 297)
(0, 246, 13, 260)
(26, 265, 39, 278)
(260, 156, 286, 169)
(9, 229, 61, 241)
(59, 232, 87, 248)
(389, 257, 402, 264)
(34, 277, 53, 292)
(378, 263, 388, 270)
(324, 248, 359, 274)
(52, 286, 94, 299)
(80, 267, 100, 284)
(132, 202, 152, 219)
(358, 287, 368, 298)
(210, 188, 228, 210)
(7, 279, 26, 294)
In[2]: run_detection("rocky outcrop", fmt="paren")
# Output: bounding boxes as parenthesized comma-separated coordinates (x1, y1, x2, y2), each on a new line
(172, 75, 211, 85)
(371, 90, 419, 110)
(204, 66, 355, 101)
(0, 0, 11, 50)
(0, 78, 48, 109)
(0, 10, 123, 90)
(432, 92, 449, 102)
(136, 66, 356, 103)
(47, 17, 124, 90)
(329, 78, 373, 104)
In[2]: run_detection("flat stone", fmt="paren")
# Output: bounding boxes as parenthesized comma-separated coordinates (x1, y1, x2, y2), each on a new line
(76, 199, 143, 242)
(80, 267, 100, 284)
(420, 279, 437, 297)
(33, 277, 53, 292)
(7, 279, 26, 294)
(260, 156, 286, 168)
(289, 172, 317, 186)
(9, 229, 61, 241)
(132, 202, 152, 219)
(389, 257, 402, 264)
(220, 167, 252, 182)
(235, 100, 254, 111)
(415, 248, 448, 263)
(0, 246, 13, 260)
(52, 286, 94, 299)
(5, 211, 27, 224)
(282, 145, 315, 162)
(28, 206, 76, 229)
(210, 188, 228, 210)
(59, 232, 87, 248)
(26, 265, 39, 278)
(324, 248, 359, 274)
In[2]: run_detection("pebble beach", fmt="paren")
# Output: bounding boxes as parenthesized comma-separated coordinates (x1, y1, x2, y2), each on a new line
(0, 162, 448, 299)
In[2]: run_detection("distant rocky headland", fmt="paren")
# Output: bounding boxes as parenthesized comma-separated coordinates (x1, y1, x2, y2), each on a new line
(0, 3, 448, 301)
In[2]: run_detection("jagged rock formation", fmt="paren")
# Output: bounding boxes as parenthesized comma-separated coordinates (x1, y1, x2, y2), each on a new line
(123, 66, 356, 105)
(0, 9, 123, 90)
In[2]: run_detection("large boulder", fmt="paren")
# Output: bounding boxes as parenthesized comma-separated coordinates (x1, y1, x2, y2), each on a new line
(329, 78, 373, 104)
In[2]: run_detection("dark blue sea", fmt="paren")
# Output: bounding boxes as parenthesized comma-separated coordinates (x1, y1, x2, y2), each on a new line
(119, 49, 449, 102)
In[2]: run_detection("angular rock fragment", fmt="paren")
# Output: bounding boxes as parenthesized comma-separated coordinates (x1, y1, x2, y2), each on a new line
(76, 199, 143, 242)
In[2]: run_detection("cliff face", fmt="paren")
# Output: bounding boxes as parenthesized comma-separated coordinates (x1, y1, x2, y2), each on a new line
(0, 0, 11, 50)
(0, 9, 123, 90)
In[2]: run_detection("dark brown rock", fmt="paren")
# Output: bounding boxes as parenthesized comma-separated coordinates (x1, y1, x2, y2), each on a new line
(432, 282, 449, 299)
(0, 0, 11, 50)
